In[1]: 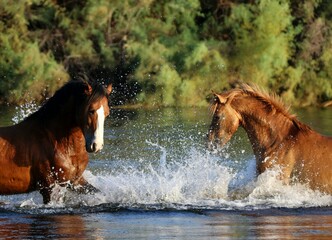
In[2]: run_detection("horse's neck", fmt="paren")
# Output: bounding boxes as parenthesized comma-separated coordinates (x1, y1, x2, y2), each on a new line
(50, 120, 84, 144)
(239, 108, 295, 160)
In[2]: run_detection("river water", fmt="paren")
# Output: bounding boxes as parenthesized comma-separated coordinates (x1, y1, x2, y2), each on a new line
(0, 106, 331, 239)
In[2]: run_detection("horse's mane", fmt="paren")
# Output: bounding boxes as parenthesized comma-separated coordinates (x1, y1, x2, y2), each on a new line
(25, 81, 107, 123)
(237, 84, 312, 132)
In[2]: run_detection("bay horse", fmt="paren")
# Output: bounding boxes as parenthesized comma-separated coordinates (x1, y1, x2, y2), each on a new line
(0, 81, 112, 203)
(208, 84, 332, 194)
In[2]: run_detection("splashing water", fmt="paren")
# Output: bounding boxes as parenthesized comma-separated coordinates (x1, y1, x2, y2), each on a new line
(12, 101, 40, 124)
(9, 144, 330, 213)
(85, 145, 332, 210)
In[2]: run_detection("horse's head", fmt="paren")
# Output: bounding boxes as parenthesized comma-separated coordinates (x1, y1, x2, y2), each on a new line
(208, 91, 241, 149)
(81, 83, 112, 153)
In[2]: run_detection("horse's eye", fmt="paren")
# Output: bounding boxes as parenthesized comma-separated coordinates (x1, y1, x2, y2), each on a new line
(89, 110, 95, 115)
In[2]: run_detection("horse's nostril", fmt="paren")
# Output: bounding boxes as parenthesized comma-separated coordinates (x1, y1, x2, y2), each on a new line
(92, 143, 97, 152)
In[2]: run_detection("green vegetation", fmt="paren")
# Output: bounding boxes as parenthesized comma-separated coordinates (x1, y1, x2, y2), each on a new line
(0, 0, 331, 106)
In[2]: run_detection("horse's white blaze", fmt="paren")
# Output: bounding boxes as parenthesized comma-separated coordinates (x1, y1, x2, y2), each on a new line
(93, 105, 105, 151)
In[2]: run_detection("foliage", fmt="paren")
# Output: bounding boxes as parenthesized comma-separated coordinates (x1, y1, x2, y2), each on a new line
(0, 0, 332, 106)
(0, 1, 68, 103)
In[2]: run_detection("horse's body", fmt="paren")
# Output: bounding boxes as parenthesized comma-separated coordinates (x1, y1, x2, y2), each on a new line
(208, 84, 332, 194)
(0, 81, 112, 203)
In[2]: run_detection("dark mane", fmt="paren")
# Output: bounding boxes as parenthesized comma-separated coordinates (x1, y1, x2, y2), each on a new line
(238, 84, 312, 132)
(25, 81, 108, 123)
(87, 83, 109, 106)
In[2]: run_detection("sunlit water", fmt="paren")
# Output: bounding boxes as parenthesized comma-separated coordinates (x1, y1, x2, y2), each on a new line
(0, 105, 332, 238)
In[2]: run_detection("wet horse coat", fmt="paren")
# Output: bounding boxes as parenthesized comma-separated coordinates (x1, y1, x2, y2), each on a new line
(0, 81, 112, 203)
(208, 84, 332, 194)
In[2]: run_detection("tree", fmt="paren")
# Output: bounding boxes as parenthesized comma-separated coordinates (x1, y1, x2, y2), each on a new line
(0, 1, 68, 104)
(0, 0, 331, 106)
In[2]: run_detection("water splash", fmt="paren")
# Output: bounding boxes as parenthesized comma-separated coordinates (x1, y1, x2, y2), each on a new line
(1, 142, 331, 213)
(85, 144, 331, 210)
(145, 140, 167, 174)
(12, 101, 40, 124)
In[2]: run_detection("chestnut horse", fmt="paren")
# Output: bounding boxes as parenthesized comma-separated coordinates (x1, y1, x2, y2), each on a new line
(208, 84, 332, 194)
(0, 81, 112, 203)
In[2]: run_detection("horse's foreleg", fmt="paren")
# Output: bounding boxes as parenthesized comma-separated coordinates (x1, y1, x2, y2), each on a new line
(278, 151, 297, 185)
(40, 187, 52, 204)
(275, 162, 294, 185)
(71, 177, 100, 194)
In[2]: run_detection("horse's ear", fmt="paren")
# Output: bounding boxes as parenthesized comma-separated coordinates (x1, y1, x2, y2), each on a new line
(212, 91, 227, 104)
(85, 83, 93, 95)
(106, 84, 112, 95)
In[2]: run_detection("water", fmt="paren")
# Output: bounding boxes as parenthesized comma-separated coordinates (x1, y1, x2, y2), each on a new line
(0, 105, 332, 239)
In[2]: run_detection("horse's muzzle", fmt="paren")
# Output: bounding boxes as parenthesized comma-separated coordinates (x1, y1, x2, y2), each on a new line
(86, 142, 104, 153)
(207, 139, 221, 151)
(207, 131, 224, 152)
(207, 131, 217, 150)
(207, 141, 214, 151)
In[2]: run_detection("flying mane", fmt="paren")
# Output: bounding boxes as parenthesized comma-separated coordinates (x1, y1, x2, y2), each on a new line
(238, 84, 312, 132)
(24, 81, 86, 122)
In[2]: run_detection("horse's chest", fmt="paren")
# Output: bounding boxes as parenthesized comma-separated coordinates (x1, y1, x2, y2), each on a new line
(53, 149, 88, 181)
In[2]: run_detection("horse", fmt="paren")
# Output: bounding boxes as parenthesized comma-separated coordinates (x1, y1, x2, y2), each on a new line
(208, 84, 332, 194)
(0, 81, 112, 203)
